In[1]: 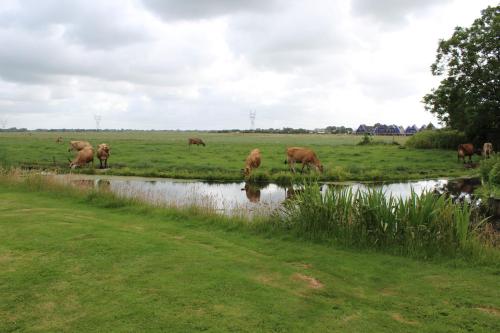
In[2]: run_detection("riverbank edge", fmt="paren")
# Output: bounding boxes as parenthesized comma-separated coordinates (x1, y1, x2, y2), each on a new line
(8, 164, 479, 185)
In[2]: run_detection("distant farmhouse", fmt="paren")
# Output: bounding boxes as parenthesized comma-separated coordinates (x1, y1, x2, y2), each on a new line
(355, 124, 374, 135)
(355, 123, 434, 136)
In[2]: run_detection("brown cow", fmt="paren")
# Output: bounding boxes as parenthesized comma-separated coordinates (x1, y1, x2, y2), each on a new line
(68, 140, 92, 152)
(96, 143, 110, 169)
(55, 136, 63, 143)
(482, 142, 494, 159)
(457, 143, 482, 163)
(285, 147, 323, 173)
(69, 146, 94, 169)
(188, 138, 206, 146)
(243, 148, 261, 176)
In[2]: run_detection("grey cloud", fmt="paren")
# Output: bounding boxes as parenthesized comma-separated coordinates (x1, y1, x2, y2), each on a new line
(355, 72, 418, 100)
(0, 25, 215, 87)
(0, 0, 151, 49)
(351, 0, 451, 25)
(227, 2, 352, 70)
(140, 0, 281, 21)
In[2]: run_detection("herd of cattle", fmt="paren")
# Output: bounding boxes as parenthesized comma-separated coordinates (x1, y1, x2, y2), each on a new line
(61, 136, 495, 174)
(457, 142, 494, 163)
(65, 140, 110, 169)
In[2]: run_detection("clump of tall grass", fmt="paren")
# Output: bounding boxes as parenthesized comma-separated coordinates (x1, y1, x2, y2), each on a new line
(406, 129, 466, 149)
(279, 182, 488, 258)
(476, 154, 500, 202)
(246, 170, 271, 183)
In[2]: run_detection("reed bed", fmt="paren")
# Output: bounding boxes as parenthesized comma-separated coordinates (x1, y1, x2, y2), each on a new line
(278, 182, 491, 258)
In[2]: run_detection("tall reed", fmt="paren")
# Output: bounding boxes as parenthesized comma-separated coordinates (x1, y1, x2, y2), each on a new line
(279, 182, 481, 257)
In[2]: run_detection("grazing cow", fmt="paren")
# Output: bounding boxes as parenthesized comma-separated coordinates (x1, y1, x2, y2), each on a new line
(68, 140, 92, 152)
(243, 148, 261, 176)
(482, 142, 494, 159)
(69, 146, 94, 169)
(285, 147, 323, 173)
(188, 138, 206, 146)
(457, 143, 482, 163)
(55, 136, 63, 143)
(96, 143, 110, 169)
(241, 183, 261, 203)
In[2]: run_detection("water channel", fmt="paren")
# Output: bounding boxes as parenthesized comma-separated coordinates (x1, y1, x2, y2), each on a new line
(55, 174, 481, 215)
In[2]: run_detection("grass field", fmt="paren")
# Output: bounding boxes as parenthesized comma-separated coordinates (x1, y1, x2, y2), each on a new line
(0, 131, 477, 182)
(0, 181, 499, 332)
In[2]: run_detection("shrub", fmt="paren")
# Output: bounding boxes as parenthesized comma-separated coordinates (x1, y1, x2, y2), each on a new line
(406, 129, 466, 149)
(273, 172, 293, 185)
(357, 134, 372, 145)
(247, 170, 271, 183)
(489, 162, 500, 186)
(480, 155, 500, 182)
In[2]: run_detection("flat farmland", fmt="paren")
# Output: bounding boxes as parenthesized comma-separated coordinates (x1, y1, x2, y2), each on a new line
(0, 131, 476, 182)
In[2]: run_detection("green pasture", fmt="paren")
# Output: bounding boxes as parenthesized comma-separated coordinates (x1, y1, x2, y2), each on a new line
(0, 182, 499, 332)
(0, 131, 477, 181)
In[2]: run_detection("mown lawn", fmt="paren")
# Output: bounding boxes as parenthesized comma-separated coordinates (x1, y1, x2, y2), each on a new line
(0, 131, 477, 182)
(0, 185, 498, 332)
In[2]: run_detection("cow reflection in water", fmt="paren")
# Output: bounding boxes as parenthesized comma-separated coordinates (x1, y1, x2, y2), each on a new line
(444, 178, 480, 196)
(285, 187, 303, 200)
(71, 179, 94, 189)
(241, 183, 261, 203)
(97, 179, 111, 191)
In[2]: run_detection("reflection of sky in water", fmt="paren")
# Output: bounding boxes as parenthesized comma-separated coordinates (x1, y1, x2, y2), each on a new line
(107, 180, 286, 211)
(61, 175, 469, 214)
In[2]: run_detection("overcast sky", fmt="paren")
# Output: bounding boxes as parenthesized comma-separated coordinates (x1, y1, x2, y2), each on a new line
(0, 0, 496, 130)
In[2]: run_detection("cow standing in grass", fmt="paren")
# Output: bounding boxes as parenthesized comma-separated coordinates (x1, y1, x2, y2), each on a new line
(482, 143, 494, 159)
(285, 147, 323, 173)
(97, 143, 110, 169)
(243, 149, 261, 176)
(68, 140, 92, 152)
(188, 138, 206, 146)
(457, 143, 481, 164)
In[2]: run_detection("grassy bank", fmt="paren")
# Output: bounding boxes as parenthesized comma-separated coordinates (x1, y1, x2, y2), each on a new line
(0, 177, 499, 332)
(0, 131, 477, 182)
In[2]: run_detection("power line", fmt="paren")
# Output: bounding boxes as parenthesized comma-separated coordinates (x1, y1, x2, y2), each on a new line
(249, 110, 256, 130)
(94, 114, 102, 131)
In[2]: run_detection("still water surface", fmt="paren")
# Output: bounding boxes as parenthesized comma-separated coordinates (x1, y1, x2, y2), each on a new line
(57, 175, 480, 214)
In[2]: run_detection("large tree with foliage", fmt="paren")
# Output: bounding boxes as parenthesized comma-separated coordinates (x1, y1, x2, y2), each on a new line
(423, 5, 499, 146)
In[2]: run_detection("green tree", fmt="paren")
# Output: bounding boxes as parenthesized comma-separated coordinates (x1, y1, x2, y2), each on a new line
(423, 5, 500, 146)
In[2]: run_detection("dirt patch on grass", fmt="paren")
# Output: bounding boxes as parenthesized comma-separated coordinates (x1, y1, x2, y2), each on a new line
(121, 224, 145, 232)
(342, 313, 360, 323)
(391, 313, 418, 325)
(172, 235, 185, 240)
(292, 273, 324, 289)
(476, 306, 500, 317)
(0, 252, 13, 263)
(291, 262, 313, 269)
(424, 275, 450, 288)
(380, 288, 396, 296)
(255, 273, 282, 287)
